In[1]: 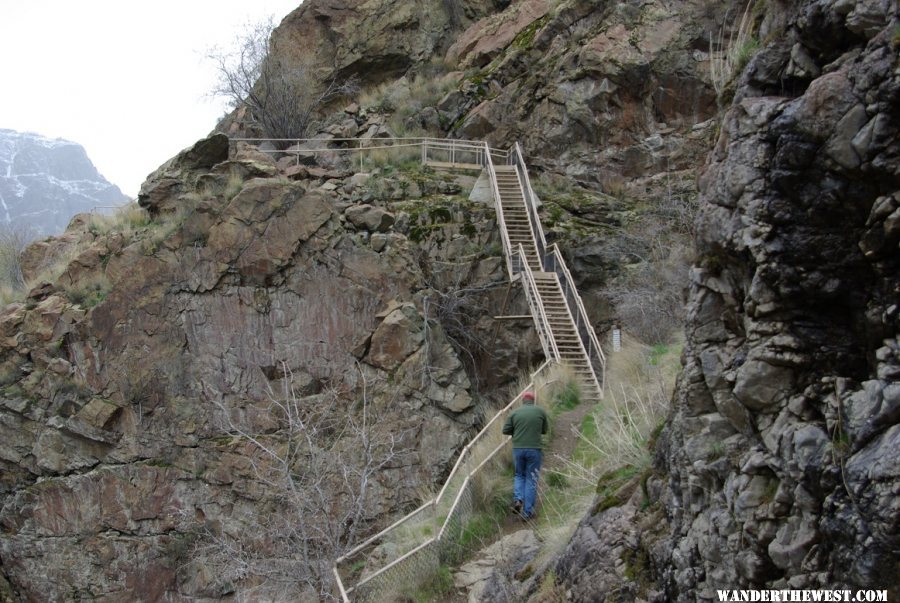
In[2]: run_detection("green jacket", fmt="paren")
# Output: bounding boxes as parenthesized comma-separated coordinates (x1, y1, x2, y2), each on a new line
(502, 403, 548, 449)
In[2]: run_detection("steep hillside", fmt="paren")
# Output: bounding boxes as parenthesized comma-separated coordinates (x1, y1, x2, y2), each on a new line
(2, 0, 896, 600)
(222, 0, 740, 340)
(0, 133, 540, 599)
(0, 0, 734, 599)
(0, 129, 127, 237)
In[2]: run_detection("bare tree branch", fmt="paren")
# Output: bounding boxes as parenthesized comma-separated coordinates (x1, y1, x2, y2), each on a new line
(190, 366, 413, 600)
(207, 17, 358, 142)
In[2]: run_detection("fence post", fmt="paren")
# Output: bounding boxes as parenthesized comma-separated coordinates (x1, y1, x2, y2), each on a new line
(432, 498, 439, 551)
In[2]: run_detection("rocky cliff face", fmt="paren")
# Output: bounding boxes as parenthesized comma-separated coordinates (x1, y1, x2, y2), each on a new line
(257, 0, 730, 184)
(445, 0, 727, 181)
(553, 0, 899, 599)
(2, 0, 897, 599)
(243, 0, 736, 337)
(270, 0, 503, 86)
(0, 131, 539, 599)
(0, 0, 745, 599)
(0, 129, 127, 237)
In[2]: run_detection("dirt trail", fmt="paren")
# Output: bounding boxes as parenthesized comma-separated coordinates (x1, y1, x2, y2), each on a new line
(437, 401, 597, 602)
(544, 401, 594, 472)
(502, 400, 595, 526)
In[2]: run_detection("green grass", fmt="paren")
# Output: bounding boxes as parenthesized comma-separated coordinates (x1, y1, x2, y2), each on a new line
(648, 344, 668, 365)
(592, 466, 640, 513)
(734, 37, 760, 73)
(404, 565, 454, 602)
(458, 512, 499, 551)
(442, 504, 507, 565)
(545, 471, 568, 489)
(64, 273, 111, 308)
(553, 380, 581, 412)
(572, 413, 601, 467)
(348, 559, 366, 579)
(511, 16, 549, 50)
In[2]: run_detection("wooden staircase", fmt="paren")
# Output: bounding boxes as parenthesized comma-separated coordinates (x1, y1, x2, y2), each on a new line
(532, 272, 601, 403)
(494, 165, 542, 272)
(492, 162, 603, 404)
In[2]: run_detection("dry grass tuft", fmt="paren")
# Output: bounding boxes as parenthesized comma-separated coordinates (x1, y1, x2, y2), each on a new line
(709, 0, 757, 97)
(62, 271, 112, 308)
(561, 332, 679, 485)
(88, 203, 150, 237)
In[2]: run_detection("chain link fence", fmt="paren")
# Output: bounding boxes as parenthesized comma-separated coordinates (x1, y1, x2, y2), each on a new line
(347, 538, 440, 603)
(334, 363, 552, 601)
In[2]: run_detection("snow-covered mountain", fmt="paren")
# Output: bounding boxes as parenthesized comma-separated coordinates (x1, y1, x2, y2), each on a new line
(0, 128, 128, 237)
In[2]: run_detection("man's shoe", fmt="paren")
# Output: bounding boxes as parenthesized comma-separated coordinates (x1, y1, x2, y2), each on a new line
(511, 500, 523, 514)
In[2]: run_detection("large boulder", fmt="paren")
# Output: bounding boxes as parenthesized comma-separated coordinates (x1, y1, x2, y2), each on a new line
(345, 204, 396, 233)
(138, 133, 229, 214)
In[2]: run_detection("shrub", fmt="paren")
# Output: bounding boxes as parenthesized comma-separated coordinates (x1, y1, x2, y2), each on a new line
(64, 272, 111, 308)
(603, 201, 695, 345)
(207, 17, 357, 140)
(0, 224, 31, 301)
(223, 172, 246, 201)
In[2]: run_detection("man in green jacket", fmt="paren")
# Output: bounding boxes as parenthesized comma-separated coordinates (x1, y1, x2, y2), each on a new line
(502, 390, 548, 520)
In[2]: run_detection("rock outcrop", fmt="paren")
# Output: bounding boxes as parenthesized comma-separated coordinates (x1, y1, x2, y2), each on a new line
(0, 133, 539, 599)
(454, 529, 541, 602)
(553, 1, 899, 599)
(442, 0, 737, 183)
(0, 129, 128, 237)
(269, 0, 501, 87)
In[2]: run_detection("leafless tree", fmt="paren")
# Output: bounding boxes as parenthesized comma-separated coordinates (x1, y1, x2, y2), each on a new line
(208, 17, 358, 142)
(191, 363, 411, 600)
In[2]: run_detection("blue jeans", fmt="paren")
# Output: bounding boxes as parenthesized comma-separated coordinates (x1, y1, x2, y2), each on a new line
(513, 448, 542, 518)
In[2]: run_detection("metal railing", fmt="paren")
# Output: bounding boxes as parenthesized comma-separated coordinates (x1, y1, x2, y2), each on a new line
(229, 136, 508, 172)
(511, 142, 548, 262)
(333, 363, 552, 602)
(230, 135, 520, 276)
(544, 244, 606, 395)
(508, 143, 605, 395)
(517, 244, 560, 363)
(484, 143, 517, 280)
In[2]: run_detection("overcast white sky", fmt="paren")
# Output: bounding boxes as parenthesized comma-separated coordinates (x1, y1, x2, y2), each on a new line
(0, 1, 301, 197)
